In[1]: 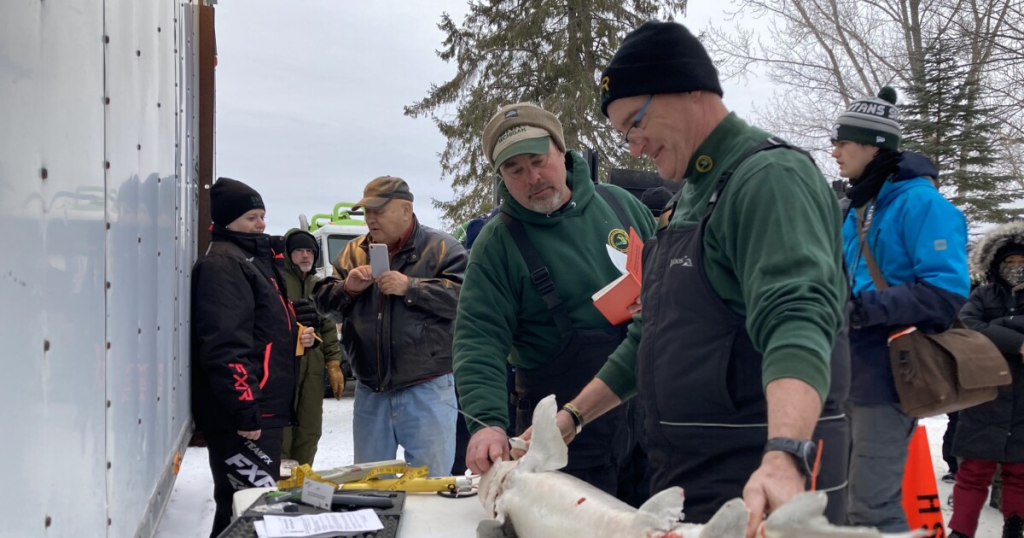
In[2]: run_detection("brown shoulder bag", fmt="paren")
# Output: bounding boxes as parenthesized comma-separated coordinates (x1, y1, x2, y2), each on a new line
(855, 206, 1010, 418)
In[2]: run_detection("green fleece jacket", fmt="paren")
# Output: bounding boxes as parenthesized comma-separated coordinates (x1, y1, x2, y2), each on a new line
(598, 113, 845, 403)
(453, 151, 657, 432)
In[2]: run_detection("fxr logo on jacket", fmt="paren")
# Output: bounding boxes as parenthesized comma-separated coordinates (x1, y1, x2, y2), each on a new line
(228, 363, 254, 401)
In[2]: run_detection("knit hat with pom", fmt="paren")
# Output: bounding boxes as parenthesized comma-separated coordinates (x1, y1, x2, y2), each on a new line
(831, 86, 901, 150)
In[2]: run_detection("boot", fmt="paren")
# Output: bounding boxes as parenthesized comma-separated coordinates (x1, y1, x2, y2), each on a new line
(949, 531, 970, 538)
(1004, 514, 1024, 538)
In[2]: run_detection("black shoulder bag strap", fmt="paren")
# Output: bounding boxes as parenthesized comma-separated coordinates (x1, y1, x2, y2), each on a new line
(594, 183, 631, 229)
(499, 212, 577, 352)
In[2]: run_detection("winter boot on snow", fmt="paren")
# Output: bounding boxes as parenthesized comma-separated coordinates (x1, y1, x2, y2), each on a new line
(948, 531, 970, 538)
(1004, 514, 1024, 538)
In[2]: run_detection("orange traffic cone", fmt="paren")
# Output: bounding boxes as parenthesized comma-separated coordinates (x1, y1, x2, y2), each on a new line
(902, 425, 946, 537)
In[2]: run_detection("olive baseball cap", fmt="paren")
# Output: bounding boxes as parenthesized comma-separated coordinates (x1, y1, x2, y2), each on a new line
(482, 103, 566, 170)
(353, 176, 415, 210)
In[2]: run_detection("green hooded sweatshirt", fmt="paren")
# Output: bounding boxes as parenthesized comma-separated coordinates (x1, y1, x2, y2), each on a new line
(453, 150, 657, 432)
(598, 113, 845, 404)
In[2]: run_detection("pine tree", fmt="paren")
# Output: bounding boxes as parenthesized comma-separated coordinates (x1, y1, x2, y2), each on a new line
(902, 40, 1017, 225)
(405, 1, 687, 226)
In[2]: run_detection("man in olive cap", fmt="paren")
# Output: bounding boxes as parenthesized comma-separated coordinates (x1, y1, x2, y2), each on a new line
(313, 176, 468, 476)
(541, 21, 851, 533)
(453, 102, 657, 499)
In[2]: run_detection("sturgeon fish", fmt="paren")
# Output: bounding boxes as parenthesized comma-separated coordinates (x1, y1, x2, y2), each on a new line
(476, 395, 924, 538)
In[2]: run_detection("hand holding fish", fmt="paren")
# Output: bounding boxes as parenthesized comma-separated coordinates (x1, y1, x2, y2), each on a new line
(742, 451, 806, 538)
(509, 409, 577, 460)
(466, 425, 511, 474)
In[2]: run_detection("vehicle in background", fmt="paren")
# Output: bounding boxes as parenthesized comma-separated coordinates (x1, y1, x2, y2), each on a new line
(301, 202, 368, 278)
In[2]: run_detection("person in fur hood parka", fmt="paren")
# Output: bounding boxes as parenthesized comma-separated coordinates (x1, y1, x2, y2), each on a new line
(951, 221, 1024, 538)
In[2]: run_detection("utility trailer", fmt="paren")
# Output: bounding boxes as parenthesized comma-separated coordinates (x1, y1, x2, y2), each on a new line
(1, 1, 218, 536)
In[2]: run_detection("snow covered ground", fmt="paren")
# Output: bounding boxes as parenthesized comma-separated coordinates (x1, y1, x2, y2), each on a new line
(155, 401, 1002, 537)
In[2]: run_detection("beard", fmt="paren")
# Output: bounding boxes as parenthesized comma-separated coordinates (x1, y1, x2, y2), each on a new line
(523, 184, 566, 214)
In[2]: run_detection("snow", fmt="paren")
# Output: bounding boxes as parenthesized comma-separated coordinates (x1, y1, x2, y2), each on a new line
(155, 399, 1004, 537)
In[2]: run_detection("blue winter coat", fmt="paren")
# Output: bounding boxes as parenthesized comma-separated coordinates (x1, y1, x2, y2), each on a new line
(842, 152, 970, 404)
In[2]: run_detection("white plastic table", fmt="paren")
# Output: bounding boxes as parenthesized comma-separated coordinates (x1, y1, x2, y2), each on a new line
(232, 487, 485, 537)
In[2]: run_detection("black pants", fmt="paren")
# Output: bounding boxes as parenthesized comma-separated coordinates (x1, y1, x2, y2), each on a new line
(942, 411, 960, 474)
(205, 428, 283, 538)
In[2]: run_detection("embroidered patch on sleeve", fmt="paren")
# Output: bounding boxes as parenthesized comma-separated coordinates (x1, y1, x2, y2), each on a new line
(934, 239, 947, 251)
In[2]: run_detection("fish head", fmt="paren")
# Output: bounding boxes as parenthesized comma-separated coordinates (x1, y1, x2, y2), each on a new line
(478, 458, 519, 519)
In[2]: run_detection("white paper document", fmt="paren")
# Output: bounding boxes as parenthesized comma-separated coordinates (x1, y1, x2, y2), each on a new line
(606, 244, 627, 275)
(255, 510, 384, 538)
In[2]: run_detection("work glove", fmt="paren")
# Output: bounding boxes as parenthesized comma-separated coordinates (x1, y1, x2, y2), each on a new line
(326, 361, 345, 400)
(293, 299, 319, 327)
(293, 299, 320, 349)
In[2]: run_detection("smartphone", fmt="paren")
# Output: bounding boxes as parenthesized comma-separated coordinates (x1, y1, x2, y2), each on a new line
(369, 243, 389, 278)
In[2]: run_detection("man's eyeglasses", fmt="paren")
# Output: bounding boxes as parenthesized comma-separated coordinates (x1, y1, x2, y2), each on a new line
(617, 95, 653, 150)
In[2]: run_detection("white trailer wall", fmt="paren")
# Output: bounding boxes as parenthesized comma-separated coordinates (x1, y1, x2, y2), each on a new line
(0, 1, 201, 537)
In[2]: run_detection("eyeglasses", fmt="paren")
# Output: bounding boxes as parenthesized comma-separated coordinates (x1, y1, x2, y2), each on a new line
(617, 95, 653, 150)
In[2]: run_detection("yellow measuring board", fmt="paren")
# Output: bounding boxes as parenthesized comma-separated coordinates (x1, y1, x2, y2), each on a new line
(277, 463, 462, 493)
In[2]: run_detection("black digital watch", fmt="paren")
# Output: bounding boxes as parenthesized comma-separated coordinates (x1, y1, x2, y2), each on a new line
(764, 437, 817, 479)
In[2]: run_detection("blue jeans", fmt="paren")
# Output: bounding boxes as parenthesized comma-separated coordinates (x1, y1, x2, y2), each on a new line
(846, 402, 917, 532)
(353, 374, 457, 477)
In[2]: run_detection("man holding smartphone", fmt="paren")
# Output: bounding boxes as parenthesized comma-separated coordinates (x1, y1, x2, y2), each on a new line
(313, 176, 468, 477)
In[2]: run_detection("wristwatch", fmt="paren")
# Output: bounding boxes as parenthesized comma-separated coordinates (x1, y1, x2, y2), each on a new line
(764, 437, 817, 479)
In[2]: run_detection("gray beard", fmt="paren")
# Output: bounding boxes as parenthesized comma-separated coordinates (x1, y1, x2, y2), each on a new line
(526, 188, 566, 215)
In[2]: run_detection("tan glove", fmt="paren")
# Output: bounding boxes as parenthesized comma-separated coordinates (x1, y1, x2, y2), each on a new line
(326, 361, 345, 400)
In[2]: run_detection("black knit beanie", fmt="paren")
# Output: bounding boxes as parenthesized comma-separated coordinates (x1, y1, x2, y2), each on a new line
(600, 21, 723, 116)
(640, 186, 674, 217)
(995, 244, 1024, 266)
(286, 231, 319, 262)
(210, 177, 265, 226)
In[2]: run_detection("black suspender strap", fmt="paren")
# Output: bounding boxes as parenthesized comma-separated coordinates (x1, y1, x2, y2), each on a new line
(594, 183, 631, 229)
(500, 184, 642, 350)
(707, 136, 815, 210)
(499, 212, 577, 348)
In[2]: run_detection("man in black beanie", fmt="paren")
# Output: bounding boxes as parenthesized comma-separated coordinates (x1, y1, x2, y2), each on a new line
(546, 21, 851, 533)
(279, 229, 346, 467)
(191, 177, 314, 537)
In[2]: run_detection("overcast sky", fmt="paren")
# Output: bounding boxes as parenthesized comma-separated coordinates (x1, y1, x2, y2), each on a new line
(213, 1, 775, 235)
